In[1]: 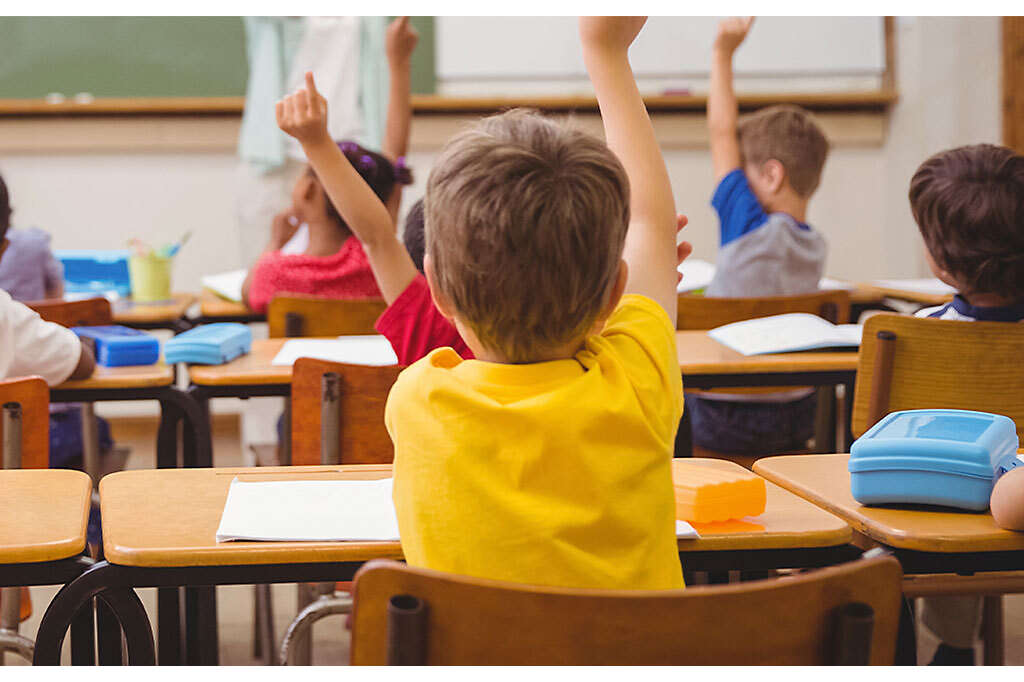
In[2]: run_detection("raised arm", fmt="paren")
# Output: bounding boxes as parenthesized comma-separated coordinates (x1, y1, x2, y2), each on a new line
(580, 16, 678, 319)
(382, 17, 419, 223)
(277, 72, 417, 304)
(708, 17, 754, 182)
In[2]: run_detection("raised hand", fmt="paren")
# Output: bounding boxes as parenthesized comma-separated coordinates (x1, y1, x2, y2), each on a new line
(675, 214, 694, 284)
(578, 16, 647, 53)
(386, 16, 419, 67)
(714, 17, 754, 55)
(275, 72, 330, 147)
(270, 210, 300, 250)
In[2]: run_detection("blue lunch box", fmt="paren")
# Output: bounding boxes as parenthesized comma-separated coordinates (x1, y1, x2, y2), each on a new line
(849, 409, 1020, 511)
(163, 323, 252, 365)
(72, 326, 161, 367)
(56, 249, 132, 298)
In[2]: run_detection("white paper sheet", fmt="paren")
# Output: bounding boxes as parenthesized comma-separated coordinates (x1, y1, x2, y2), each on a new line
(271, 335, 399, 367)
(708, 313, 863, 356)
(676, 259, 717, 293)
(870, 278, 956, 296)
(216, 477, 400, 542)
(201, 269, 249, 303)
(675, 520, 699, 539)
(818, 277, 855, 291)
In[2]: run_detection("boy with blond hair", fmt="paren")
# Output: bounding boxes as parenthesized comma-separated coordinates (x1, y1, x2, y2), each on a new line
(690, 17, 831, 456)
(274, 16, 685, 590)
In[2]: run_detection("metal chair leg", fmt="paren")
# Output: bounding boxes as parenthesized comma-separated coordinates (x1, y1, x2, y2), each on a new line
(289, 583, 317, 665)
(0, 630, 34, 664)
(254, 584, 278, 665)
(0, 584, 32, 665)
(280, 594, 353, 666)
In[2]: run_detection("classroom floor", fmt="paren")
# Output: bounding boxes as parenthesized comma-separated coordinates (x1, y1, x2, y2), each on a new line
(6, 412, 1024, 666)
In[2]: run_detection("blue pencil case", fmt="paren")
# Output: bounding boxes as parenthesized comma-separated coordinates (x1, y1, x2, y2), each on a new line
(163, 323, 251, 365)
(849, 409, 1021, 511)
(72, 326, 161, 367)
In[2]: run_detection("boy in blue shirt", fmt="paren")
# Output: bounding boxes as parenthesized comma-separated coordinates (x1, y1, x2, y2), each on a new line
(689, 17, 830, 456)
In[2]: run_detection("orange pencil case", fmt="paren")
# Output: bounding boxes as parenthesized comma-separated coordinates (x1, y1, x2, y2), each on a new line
(674, 464, 767, 523)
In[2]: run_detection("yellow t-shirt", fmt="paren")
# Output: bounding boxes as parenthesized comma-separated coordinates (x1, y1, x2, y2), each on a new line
(386, 294, 685, 590)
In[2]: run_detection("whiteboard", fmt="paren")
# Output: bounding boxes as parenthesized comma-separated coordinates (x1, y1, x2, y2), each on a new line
(437, 17, 886, 96)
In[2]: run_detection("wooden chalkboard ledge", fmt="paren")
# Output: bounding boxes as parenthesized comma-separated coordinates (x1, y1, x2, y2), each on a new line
(0, 90, 898, 117)
(411, 90, 899, 114)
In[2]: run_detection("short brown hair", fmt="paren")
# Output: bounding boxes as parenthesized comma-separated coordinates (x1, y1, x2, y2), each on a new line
(738, 105, 829, 197)
(425, 109, 630, 363)
(909, 144, 1024, 301)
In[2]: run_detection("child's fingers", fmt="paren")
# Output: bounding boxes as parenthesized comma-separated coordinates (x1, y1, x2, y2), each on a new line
(304, 71, 320, 99)
(275, 99, 285, 126)
(675, 213, 689, 233)
(676, 240, 694, 266)
(743, 17, 755, 31)
(396, 16, 409, 31)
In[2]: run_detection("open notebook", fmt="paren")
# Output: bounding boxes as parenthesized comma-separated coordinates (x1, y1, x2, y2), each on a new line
(870, 278, 956, 297)
(271, 335, 399, 367)
(201, 269, 248, 303)
(216, 477, 700, 542)
(709, 313, 863, 356)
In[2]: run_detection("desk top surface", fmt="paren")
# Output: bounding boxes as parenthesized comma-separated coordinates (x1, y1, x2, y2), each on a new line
(198, 290, 259, 319)
(754, 454, 1024, 554)
(0, 469, 91, 564)
(112, 293, 196, 324)
(55, 361, 174, 390)
(99, 459, 849, 567)
(190, 335, 860, 388)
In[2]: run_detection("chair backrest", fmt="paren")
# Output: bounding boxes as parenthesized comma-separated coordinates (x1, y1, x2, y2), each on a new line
(350, 555, 902, 665)
(677, 290, 851, 330)
(26, 297, 113, 328)
(0, 377, 50, 470)
(853, 313, 1024, 439)
(290, 358, 402, 466)
(267, 295, 388, 338)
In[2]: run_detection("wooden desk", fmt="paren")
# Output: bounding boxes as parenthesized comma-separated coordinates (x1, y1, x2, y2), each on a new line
(112, 293, 196, 332)
(34, 460, 853, 665)
(194, 290, 263, 325)
(189, 338, 293, 389)
(56, 362, 174, 391)
(0, 469, 97, 665)
(855, 283, 954, 307)
(0, 469, 90, 564)
(753, 454, 1024, 571)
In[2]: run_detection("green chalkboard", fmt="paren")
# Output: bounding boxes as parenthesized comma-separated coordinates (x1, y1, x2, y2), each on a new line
(0, 16, 436, 100)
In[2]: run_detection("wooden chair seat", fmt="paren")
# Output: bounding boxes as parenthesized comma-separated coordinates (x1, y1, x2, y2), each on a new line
(350, 554, 903, 665)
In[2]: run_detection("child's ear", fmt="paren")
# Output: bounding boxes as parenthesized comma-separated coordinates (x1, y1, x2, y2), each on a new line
(424, 254, 457, 321)
(763, 159, 786, 194)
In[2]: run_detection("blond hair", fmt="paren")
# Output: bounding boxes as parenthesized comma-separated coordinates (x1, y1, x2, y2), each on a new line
(425, 109, 630, 363)
(738, 105, 829, 197)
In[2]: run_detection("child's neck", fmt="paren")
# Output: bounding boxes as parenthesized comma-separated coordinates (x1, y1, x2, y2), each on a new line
(961, 291, 1018, 308)
(455, 318, 585, 365)
(304, 218, 351, 257)
(764, 194, 809, 224)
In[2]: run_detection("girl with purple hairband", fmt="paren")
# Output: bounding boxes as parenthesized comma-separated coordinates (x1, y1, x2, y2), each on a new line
(241, 16, 417, 313)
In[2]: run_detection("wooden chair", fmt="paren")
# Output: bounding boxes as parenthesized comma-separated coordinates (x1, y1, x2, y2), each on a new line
(25, 297, 113, 328)
(262, 358, 402, 665)
(349, 553, 903, 665)
(854, 313, 1024, 665)
(678, 290, 852, 467)
(267, 295, 388, 338)
(676, 289, 851, 330)
(0, 377, 51, 662)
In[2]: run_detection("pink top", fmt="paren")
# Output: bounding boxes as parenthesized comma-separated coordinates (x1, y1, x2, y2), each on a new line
(247, 237, 382, 314)
(375, 274, 474, 365)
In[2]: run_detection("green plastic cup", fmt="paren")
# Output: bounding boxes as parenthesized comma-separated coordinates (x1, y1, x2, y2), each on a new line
(129, 254, 173, 303)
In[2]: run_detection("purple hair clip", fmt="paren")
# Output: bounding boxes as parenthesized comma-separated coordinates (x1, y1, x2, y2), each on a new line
(357, 154, 377, 173)
(394, 156, 413, 185)
(338, 141, 359, 154)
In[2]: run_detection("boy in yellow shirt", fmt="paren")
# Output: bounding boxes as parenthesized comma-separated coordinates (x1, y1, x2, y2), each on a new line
(277, 16, 684, 590)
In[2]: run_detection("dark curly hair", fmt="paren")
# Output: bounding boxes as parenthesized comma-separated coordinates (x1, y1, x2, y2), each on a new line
(0, 171, 10, 242)
(401, 198, 425, 273)
(308, 141, 413, 232)
(909, 144, 1024, 301)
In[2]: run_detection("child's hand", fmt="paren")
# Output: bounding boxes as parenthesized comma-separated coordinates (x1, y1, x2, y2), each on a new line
(386, 17, 419, 68)
(675, 214, 693, 284)
(276, 72, 330, 147)
(270, 210, 299, 250)
(714, 17, 754, 55)
(579, 16, 646, 54)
